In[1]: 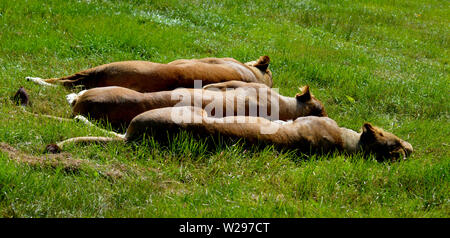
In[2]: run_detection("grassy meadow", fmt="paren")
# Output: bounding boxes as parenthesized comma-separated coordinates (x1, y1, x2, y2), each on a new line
(0, 0, 448, 217)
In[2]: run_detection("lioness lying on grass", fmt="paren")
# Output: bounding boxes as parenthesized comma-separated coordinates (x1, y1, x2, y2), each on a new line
(26, 56, 273, 92)
(67, 81, 327, 126)
(49, 106, 413, 161)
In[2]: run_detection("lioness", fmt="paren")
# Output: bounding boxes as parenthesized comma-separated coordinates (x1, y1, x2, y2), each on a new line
(67, 82, 326, 126)
(26, 56, 273, 92)
(50, 106, 413, 161)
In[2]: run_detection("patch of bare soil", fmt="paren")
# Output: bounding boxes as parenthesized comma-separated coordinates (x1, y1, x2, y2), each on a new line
(0, 142, 124, 179)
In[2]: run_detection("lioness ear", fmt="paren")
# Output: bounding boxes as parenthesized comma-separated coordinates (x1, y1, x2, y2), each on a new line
(296, 85, 311, 102)
(362, 123, 376, 135)
(254, 55, 270, 71)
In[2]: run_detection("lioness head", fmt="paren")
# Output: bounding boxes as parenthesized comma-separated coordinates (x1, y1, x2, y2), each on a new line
(245, 56, 273, 87)
(295, 85, 328, 117)
(359, 123, 413, 161)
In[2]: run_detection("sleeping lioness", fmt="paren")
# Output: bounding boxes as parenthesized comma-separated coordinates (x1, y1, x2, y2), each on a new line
(66, 81, 326, 126)
(50, 106, 413, 161)
(26, 56, 273, 92)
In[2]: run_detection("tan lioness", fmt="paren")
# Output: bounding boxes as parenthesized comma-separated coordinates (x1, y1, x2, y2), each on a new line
(26, 56, 273, 92)
(50, 106, 413, 161)
(67, 82, 327, 126)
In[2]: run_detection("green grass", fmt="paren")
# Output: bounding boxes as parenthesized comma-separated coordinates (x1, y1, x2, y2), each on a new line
(0, 0, 448, 217)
